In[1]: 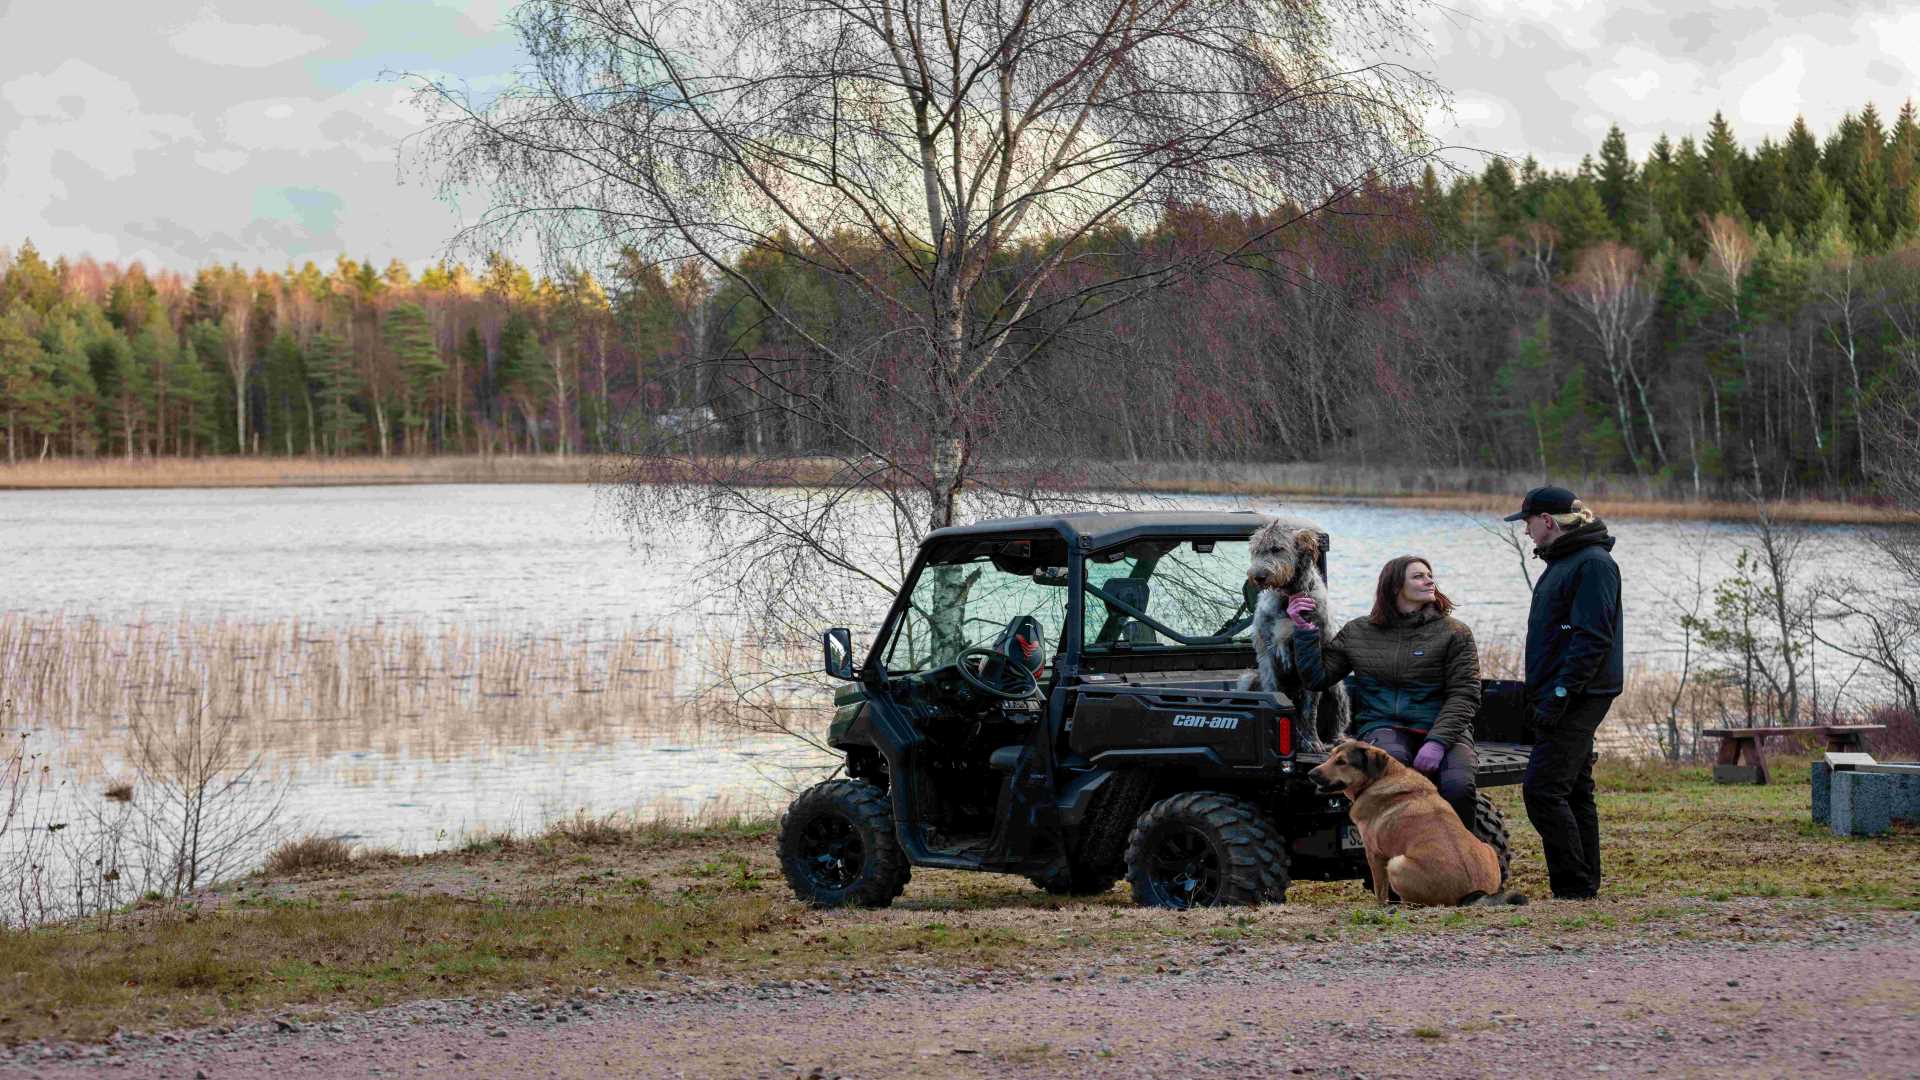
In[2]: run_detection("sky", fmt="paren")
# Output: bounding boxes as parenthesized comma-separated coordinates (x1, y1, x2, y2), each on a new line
(2, 0, 1917, 274)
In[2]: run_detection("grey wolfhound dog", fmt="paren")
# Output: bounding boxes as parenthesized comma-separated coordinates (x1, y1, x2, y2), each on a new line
(1234, 517, 1350, 751)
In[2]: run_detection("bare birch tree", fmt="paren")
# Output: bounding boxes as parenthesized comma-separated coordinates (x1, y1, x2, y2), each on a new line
(413, 0, 1441, 699)
(1564, 241, 1661, 472)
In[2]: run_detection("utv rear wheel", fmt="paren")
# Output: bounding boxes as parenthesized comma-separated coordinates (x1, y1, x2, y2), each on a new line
(1124, 792, 1289, 909)
(778, 779, 911, 909)
(1469, 792, 1512, 887)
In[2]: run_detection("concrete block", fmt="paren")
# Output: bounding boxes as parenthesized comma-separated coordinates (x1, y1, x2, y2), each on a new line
(1891, 772, 1920, 824)
(1811, 762, 1831, 825)
(1830, 770, 1894, 837)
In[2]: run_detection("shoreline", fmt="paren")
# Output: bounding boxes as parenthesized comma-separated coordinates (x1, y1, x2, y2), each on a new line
(0, 454, 1902, 525)
(0, 758, 1914, 1050)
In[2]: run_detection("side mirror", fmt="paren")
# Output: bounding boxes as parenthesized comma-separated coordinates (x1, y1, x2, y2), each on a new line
(823, 627, 857, 681)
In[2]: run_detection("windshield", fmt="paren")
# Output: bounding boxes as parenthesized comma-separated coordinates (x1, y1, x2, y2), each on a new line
(1083, 538, 1256, 651)
(884, 541, 1072, 674)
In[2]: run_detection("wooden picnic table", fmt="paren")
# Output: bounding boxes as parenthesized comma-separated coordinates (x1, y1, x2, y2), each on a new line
(1703, 724, 1887, 785)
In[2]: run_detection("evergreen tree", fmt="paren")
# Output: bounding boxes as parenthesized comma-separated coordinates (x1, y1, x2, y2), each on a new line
(1595, 125, 1637, 233)
(1672, 136, 1712, 227)
(1481, 158, 1520, 231)
(1781, 115, 1824, 236)
(178, 322, 226, 455)
(1542, 180, 1615, 253)
(1741, 138, 1785, 234)
(383, 302, 445, 453)
(1702, 112, 1744, 217)
(1889, 101, 1920, 237)
(496, 312, 549, 453)
(85, 328, 144, 459)
(132, 298, 178, 453)
(307, 332, 364, 455)
(41, 308, 100, 456)
(262, 331, 312, 455)
(0, 306, 49, 463)
(1, 241, 62, 315)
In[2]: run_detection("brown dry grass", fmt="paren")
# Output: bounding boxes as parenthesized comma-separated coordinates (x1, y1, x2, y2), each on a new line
(0, 455, 1899, 524)
(0, 613, 806, 783)
(0, 455, 607, 489)
(1109, 461, 1901, 524)
(262, 835, 356, 876)
(0, 758, 1912, 1045)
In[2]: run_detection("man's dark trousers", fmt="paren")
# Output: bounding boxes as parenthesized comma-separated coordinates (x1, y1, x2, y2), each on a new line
(1523, 695, 1611, 899)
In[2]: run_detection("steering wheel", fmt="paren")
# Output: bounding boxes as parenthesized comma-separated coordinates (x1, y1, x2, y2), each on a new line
(954, 645, 1040, 700)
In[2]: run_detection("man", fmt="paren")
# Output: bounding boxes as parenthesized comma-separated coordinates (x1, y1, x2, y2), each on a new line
(1504, 485, 1622, 900)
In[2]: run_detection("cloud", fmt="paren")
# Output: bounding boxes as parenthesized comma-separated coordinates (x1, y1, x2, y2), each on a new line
(5, 0, 1917, 271)
(166, 10, 329, 68)
(1735, 43, 1809, 128)
(1422, 0, 1920, 169)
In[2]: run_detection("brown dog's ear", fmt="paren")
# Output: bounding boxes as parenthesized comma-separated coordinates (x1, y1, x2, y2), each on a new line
(1351, 744, 1388, 779)
(1292, 529, 1321, 557)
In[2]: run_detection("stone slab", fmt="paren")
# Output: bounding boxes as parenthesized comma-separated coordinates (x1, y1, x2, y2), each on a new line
(1811, 762, 1831, 825)
(1830, 770, 1894, 837)
(1891, 772, 1920, 824)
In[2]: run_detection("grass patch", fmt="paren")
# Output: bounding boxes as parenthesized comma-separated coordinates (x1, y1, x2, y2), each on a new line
(0, 890, 786, 1044)
(5, 755, 1915, 1044)
(262, 836, 356, 877)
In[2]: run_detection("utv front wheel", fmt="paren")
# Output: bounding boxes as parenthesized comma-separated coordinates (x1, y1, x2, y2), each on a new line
(1124, 792, 1288, 909)
(778, 780, 911, 909)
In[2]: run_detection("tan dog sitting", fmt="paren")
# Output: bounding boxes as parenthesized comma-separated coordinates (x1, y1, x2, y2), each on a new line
(1309, 740, 1525, 907)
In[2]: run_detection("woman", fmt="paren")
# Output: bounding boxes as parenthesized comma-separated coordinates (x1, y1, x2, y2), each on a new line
(1288, 555, 1481, 827)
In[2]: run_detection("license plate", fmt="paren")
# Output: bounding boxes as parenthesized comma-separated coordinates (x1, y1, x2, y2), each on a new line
(1340, 825, 1365, 851)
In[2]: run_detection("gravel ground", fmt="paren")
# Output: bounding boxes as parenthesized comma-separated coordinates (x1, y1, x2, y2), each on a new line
(6, 906, 1915, 1079)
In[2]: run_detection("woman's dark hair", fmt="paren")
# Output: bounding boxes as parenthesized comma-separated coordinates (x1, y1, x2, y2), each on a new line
(1368, 555, 1453, 626)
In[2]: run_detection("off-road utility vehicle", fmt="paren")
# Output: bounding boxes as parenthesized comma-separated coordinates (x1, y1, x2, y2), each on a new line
(777, 511, 1533, 909)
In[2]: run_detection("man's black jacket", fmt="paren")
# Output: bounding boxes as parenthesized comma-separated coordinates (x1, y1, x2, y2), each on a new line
(1525, 520, 1624, 725)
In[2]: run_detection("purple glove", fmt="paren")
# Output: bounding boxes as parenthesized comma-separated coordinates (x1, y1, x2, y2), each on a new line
(1285, 594, 1318, 630)
(1412, 740, 1446, 775)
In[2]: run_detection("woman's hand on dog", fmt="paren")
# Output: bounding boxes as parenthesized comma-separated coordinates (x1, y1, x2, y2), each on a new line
(1285, 594, 1318, 629)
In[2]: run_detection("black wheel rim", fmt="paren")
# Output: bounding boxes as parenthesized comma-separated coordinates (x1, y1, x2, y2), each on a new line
(1146, 824, 1222, 908)
(797, 813, 864, 891)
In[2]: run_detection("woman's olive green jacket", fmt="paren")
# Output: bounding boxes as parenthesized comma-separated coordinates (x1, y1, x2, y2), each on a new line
(1291, 606, 1481, 747)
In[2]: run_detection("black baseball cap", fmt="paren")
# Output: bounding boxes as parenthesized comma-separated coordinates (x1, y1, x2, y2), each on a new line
(1503, 485, 1578, 522)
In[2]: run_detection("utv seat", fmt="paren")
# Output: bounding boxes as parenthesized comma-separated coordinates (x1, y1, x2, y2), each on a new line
(1094, 577, 1156, 644)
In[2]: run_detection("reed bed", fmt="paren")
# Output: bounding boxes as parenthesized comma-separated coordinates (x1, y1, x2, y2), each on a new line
(1115, 460, 1898, 524)
(1, 454, 1899, 525)
(0, 613, 814, 783)
(0, 454, 608, 489)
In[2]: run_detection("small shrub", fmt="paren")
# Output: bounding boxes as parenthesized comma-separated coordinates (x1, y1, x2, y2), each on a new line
(1866, 705, 1920, 761)
(545, 811, 629, 847)
(264, 835, 355, 876)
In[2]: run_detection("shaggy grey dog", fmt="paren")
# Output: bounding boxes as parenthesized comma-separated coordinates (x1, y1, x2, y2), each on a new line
(1235, 517, 1350, 751)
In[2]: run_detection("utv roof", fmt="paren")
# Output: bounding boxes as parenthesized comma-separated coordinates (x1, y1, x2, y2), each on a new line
(923, 510, 1320, 552)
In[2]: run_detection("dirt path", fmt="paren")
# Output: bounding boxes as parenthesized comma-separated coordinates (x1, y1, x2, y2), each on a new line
(9, 911, 1914, 1079)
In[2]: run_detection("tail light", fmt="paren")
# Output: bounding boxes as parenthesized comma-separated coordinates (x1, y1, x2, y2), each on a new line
(1275, 713, 1293, 757)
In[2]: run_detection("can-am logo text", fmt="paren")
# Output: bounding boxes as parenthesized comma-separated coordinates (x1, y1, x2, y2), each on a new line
(1172, 713, 1239, 730)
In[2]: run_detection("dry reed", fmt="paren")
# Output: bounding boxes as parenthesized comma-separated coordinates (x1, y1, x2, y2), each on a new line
(0, 613, 813, 785)
(1, 455, 1899, 525)
(262, 835, 355, 876)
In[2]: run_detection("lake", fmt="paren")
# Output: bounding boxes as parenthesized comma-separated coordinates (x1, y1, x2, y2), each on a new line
(0, 482, 1886, 900)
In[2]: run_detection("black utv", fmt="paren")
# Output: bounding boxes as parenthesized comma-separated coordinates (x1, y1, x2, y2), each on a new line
(777, 511, 1533, 909)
